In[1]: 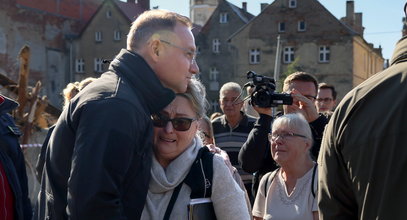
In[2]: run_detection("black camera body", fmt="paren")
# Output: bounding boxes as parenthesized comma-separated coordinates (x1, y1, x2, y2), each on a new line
(245, 71, 293, 108)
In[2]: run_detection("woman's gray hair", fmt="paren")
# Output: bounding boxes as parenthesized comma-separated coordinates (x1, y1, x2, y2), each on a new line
(176, 78, 208, 118)
(219, 82, 242, 99)
(272, 113, 313, 145)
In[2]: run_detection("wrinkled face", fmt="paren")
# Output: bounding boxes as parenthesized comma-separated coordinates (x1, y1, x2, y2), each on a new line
(316, 88, 336, 113)
(153, 96, 198, 167)
(283, 80, 317, 114)
(219, 90, 243, 118)
(269, 124, 310, 166)
(154, 22, 199, 93)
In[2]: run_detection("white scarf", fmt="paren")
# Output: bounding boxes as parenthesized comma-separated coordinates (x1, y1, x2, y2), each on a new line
(141, 136, 203, 220)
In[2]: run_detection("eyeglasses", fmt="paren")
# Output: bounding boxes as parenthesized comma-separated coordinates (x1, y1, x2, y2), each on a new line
(268, 132, 307, 142)
(151, 114, 197, 131)
(161, 40, 197, 65)
(304, 95, 316, 101)
(316, 97, 333, 103)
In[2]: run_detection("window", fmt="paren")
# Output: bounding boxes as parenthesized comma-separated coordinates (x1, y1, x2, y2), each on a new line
(212, 39, 220, 53)
(249, 49, 261, 64)
(211, 100, 219, 112)
(75, 58, 85, 73)
(278, 22, 285, 32)
(114, 30, 121, 41)
(209, 67, 219, 81)
(219, 12, 228, 23)
(289, 0, 297, 8)
(94, 58, 103, 73)
(283, 47, 294, 63)
(298, 21, 306, 32)
(95, 31, 102, 42)
(106, 10, 112, 18)
(319, 46, 330, 63)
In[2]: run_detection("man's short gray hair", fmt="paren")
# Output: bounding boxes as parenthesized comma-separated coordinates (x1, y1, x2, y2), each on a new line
(177, 78, 208, 119)
(219, 82, 242, 99)
(127, 9, 192, 51)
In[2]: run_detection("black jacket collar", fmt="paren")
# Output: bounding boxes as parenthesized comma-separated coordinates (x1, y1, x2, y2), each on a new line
(109, 49, 175, 114)
(0, 95, 18, 114)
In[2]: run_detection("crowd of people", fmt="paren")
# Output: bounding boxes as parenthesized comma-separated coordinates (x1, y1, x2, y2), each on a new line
(1, 4, 407, 220)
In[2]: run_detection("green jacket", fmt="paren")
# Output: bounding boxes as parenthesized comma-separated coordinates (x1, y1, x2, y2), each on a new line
(318, 36, 407, 220)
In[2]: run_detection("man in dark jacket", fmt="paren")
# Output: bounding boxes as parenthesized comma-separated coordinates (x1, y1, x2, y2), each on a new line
(0, 94, 32, 220)
(318, 4, 407, 219)
(238, 72, 328, 196)
(36, 10, 199, 220)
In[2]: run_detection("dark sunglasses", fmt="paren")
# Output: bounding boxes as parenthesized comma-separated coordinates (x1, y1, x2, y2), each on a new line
(151, 114, 197, 131)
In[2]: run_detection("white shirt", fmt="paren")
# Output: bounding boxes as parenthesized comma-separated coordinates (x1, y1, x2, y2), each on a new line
(252, 166, 318, 220)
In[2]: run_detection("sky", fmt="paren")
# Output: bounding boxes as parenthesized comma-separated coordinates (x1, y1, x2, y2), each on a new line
(149, 0, 407, 61)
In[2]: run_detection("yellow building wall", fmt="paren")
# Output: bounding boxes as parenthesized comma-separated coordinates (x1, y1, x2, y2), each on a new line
(352, 37, 384, 86)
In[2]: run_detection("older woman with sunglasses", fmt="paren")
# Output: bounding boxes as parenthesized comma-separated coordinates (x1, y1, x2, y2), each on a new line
(252, 113, 318, 220)
(141, 79, 250, 220)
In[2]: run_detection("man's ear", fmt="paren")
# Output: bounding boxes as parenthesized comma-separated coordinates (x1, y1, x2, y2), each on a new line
(149, 39, 161, 62)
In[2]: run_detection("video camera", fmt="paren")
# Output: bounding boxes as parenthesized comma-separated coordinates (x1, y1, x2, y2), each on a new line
(244, 71, 293, 108)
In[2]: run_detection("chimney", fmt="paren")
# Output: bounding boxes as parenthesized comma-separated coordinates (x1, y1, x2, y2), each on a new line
(242, 2, 247, 12)
(346, 0, 354, 25)
(260, 3, 269, 12)
(138, 0, 150, 10)
(354, 12, 364, 36)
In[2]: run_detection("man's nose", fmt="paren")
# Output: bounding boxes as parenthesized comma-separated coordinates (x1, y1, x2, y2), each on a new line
(190, 61, 199, 74)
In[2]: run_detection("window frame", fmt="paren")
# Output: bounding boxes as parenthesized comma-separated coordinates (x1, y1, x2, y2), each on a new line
(298, 20, 306, 32)
(319, 45, 330, 63)
(95, 31, 102, 42)
(219, 12, 228, 23)
(278, 22, 286, 33)
(249, 48, 261, 64)
(113, 30, 121, 41)
(212, 38, 220, 53)
(289, 0, 297, 8)
(283, 46, 295, 63)
(94, 58, 103, 73)
(75, 58, 85, 73)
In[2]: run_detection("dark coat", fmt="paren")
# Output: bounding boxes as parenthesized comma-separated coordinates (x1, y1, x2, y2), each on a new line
(35, 49, 175, 220)
(318, 36, 407, 220)
(0, 95, 33, 220)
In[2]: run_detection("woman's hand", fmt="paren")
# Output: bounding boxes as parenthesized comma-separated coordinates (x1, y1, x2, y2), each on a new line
(206, 144, 235, 175)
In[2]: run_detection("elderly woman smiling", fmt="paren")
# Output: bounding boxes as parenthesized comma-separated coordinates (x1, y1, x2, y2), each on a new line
(252, 113, 318, 220)
(141, 79, 250, 220)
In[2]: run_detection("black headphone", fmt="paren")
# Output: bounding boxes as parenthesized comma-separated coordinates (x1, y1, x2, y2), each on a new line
(405, 2, 407, 16)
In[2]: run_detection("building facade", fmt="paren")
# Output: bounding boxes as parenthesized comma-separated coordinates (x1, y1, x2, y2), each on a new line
(72, 0, 148, 81)
(228, 0, 383, 102)
(0, 0, 99, 106)
(195, 0, 253, 111)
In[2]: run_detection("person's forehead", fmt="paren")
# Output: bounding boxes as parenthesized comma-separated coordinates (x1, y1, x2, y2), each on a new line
(221, 89, 240, 98)
(289, 80, 317, 95)
(273, 123, 295, 132)
(172, 22, 195, 50)
(163, 96, 194, 116)
(317, 88, 333, 98)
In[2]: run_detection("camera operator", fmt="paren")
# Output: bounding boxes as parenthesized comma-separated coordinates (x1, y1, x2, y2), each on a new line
(238, 71, 329, 196)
